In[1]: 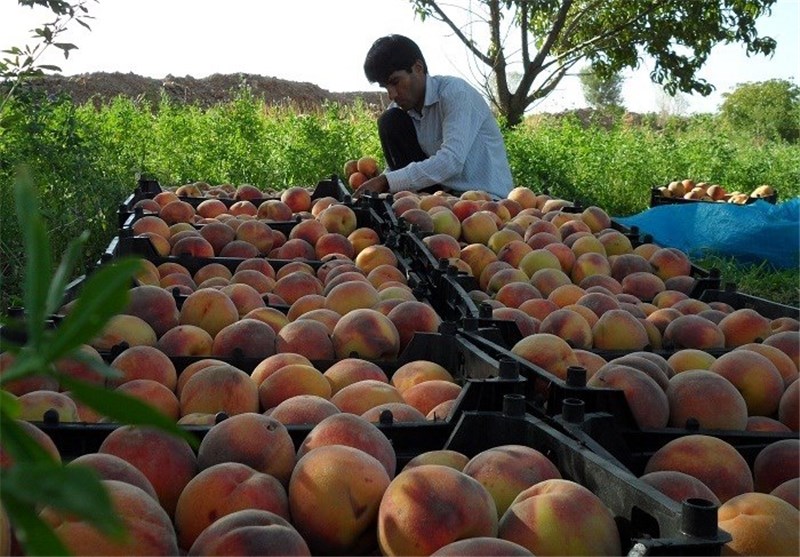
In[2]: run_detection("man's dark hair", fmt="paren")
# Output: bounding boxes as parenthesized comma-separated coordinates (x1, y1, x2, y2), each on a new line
(364, 34, 427, 85)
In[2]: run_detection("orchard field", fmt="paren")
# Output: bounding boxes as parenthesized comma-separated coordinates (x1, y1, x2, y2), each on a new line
(1, 88, 798, 309)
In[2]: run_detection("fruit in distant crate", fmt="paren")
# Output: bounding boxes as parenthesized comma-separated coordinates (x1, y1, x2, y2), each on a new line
(343, 159, 359, 179)
(348, 172, 368, 189)
(357, 156, 380, 178)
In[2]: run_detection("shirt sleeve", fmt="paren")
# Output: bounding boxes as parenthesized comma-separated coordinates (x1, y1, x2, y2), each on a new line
(386, 82, 484, 192)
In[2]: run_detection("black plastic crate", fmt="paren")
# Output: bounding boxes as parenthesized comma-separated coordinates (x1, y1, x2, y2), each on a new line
(118, 174, 352, 226)
(552, 407, 798, 478)
(438, 410, 730, 555)
(33, 330, 526, 461)
(698, 287, 799, 320)
(650, 187, 778, 208)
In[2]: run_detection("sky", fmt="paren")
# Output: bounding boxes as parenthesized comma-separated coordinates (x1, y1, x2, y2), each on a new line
(1, 0, 798, 114)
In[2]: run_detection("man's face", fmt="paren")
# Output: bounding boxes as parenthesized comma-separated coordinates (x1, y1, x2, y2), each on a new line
(381, 60, 426, 112)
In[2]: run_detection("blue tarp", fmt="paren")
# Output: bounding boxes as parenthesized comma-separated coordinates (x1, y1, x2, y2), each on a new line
(615, 198, 800, 270)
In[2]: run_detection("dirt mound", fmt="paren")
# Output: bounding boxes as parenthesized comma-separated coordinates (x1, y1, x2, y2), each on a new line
(18, 71, 390, 111)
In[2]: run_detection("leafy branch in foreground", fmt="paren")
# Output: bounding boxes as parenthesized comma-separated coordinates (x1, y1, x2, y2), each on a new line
(0, 167, 196, 555)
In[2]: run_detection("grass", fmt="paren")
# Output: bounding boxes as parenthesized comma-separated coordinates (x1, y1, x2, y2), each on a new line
(1, 87, 798, 309)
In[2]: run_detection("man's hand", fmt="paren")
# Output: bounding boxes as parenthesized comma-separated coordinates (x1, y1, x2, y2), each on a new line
(353, 174, 389, 198)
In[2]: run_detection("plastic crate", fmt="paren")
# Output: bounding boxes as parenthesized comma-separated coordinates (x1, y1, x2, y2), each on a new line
(698, 287, 799, 320)
(439, 410, 730, 555)
(551, 406, 798, 477)
(33, 330, 526, 460)
(118, 175, 352, 226)
(650, 187, 778, 208)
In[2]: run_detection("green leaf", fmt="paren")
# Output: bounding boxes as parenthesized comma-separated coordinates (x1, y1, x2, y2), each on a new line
(0, 493, 70, 557)
(46, 230, 90, 316)
(3, 463, 125, 539)
(0, 390, 20, 418)
(59, 375, 199, 449)
(38, 258, 139, 362)
(14, 168, 51, 348)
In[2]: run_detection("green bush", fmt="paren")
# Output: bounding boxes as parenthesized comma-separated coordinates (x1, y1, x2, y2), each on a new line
(1, 88, 798, 309)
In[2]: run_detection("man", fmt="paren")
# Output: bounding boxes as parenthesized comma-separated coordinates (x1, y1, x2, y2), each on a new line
(354, 34, 513, 199)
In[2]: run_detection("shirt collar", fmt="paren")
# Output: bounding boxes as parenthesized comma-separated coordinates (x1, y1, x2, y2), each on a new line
(409, 75, 438, 118)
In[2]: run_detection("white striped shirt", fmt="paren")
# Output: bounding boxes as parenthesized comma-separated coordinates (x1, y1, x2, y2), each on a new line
(384, 75, 513, 199)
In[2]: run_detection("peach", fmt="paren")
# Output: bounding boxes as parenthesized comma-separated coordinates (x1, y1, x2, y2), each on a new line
(643, 434, 753, 503)
(718, 492, 799, 556)
(644, 307, 682, 334)
(289, 445, 390, 555)
(460, 243, 498, 278)
(779, 380, 799, 430)
(648, 247, 692, 281)
(17, 390, 78, 422)
(323, 280, 379, 315)
(219, 283, 267, 317)
(462, 445, 561, 518)
(361, 402, 427, 423)
(667, 348, 717, 374)
(709, 350, 785, 416)
(113, 379, 180, 421)
(572, 349, 607, 378)
(430, 207, 462, 238)
(229, 199, 258, 217)
(286, 293, 326, 320)
(538, 308, 593, 349)
(313, 232, 353, 259)
(212, 318, 277, 359)
(547, 283, 585, 307)
(234, 183, 265, 201)
(401, 380, 462, 416)
(90, 313, 158, 352)
(663, 314, 725, 350)
(378, 464, 497, 556)
(230, 269, 274, 294)
(763, 330, 800, 370)
(197, 412, 295, 485)
(175, 358, 227, 397)
(52, 344, 105, 386)
(591, 308, 650, 351)
(42, 480, 179, 555)
(267, 394, 340, 425)
(651, 289, 689, 309)
(771, 478, 800, 508)
(330, 379, 405, 414)
(746, 416, 791, 432)
(180, 364, 259, 416)
(366, 264, 405, 290)
(770, 316, 800, 334)
(510, 333, 579, 380)
(588, 365, 670, 428)
(242, 306, 289, 335)
(347, 227, 380, 255)
(498, 479, 620, 556)
(296, 308, 341, 333)
(736, 342, 799, 386)
(580, 206, 612, 233)
(570, 251, 612, 285)
(386, 301, 442, 354)
(391, 360, 455, 394)
(753, 439, 799, 493)
(275, 319, 335, 360)
(132, 214, 171, 238)
(527, 268, 571, 298)
(195, 198, 228, 218)
(98, 426, 198, 517)
(492, 307, 540, 337)
(0, 352, 59, 395)
(575, 291, 621, 317)
(579, 273, 623, 294)
(604, 355, 669, 390)
(257, 199, 293, 221)
(598, 230, 633, 256)
(432, 537, 533, 556)
(569, 234, 606, 257)
(324, 358, 389, 395)
(297, 413, 396, 477)
(280, 186, 312, 213)
(198, 221, 236, 255)
(193, 262, 233, 285)
(175, 462, 290, 550)
(331, 308, 400, 360)
(272, 271, 324, 306)
(460, 211, 499, 245)
(403, 450, 469, 472)
(666, 370, 748, 430)
(69, 453, 158, 501)
(108, 345, 176, 390)
(718, 308, 773, 347)
(258, 363, 332, 410)
(180, 288, 239, 337)
(639, 470, 720, 506)
(125, 284, 181, 337)
(621, 271, 665, 302)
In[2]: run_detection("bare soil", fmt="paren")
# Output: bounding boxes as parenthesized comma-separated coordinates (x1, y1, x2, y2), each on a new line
(18, 71, 390, 111)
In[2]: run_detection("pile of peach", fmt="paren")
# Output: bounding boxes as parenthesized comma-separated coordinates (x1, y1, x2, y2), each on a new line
(129, 187, 379, 261)
(655, 179, 776, 204)
(3, 411, 797, 555)
(5, 347, 464, 427)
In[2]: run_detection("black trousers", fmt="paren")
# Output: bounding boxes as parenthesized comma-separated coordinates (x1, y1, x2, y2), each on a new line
(378, 107, 447, 195)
